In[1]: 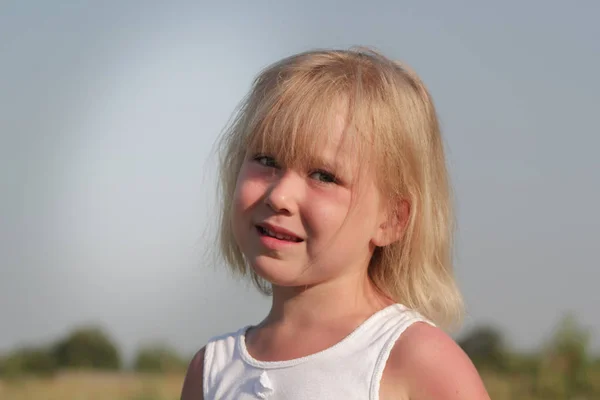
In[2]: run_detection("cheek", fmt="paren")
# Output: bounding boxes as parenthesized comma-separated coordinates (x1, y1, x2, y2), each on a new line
(232, 167, 267, 213)
(303, 190, 351, 236)
(231, 169, 266, 245)
(314, 192, 380, 243)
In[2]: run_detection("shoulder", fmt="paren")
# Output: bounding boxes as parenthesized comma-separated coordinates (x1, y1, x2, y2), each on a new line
(181, 346, 206, 400)
(180, 328, 247, 400)
(382, 322, 490, 400)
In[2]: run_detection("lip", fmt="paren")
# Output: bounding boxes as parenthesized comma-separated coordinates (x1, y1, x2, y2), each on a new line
(256, 222, 304, 242)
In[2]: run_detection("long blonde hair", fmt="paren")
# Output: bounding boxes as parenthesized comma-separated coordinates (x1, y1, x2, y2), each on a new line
(214, 47, 464, 330)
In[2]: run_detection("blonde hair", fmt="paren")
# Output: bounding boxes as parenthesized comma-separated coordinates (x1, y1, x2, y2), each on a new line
(215, 47, 464, 330)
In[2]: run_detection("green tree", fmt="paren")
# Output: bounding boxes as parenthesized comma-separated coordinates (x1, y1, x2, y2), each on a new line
(458, 325, 508, 372)
(133, 343, 187, 373)
(0, 347, 57, 377)
(53, 326, 121, 370)
(536, 312, 592, 397)
(588, 356, 600, 395)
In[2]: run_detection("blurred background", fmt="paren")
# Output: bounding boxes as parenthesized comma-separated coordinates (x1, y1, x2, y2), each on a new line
(1, 1, 599, 399)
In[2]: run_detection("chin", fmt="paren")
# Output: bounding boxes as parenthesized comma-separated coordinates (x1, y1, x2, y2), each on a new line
(248, 256, 312, 287)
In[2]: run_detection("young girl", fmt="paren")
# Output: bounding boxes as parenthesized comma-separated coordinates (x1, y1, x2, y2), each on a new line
(181, 48, 490, 399)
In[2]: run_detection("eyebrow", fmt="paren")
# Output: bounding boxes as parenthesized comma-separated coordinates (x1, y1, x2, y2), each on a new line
(307, 152, 354, 179)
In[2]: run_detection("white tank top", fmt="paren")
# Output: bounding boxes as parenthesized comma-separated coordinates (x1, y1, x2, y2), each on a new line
(203, 304, 433, 400)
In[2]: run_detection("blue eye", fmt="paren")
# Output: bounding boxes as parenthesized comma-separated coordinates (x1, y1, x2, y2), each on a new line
(253, 155, 279, 168)
(310, 170, 338, 184)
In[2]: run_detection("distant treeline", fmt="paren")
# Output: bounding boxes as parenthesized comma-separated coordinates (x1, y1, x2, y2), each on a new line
(1, 313, 599, 399)
(452, 313, 599, 399)
(0, 326, 188, 377)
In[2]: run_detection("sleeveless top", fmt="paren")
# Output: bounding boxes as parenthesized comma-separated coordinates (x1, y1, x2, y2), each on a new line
(203, 304, 434, 400)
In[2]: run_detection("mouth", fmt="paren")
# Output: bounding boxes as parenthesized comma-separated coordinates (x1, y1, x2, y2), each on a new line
(256, 225, 303, 243)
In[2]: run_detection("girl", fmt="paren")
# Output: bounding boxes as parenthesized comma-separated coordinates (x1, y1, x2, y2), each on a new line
(182, 48, 490, 399)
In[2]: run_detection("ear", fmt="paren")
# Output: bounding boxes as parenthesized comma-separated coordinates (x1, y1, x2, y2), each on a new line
(372, 199, 410, 247)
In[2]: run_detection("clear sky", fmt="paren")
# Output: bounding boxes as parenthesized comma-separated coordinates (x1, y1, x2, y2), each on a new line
(1, 1, 599, 362)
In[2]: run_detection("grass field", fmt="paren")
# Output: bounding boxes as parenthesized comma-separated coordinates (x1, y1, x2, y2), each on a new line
(1, 370, 599, 399)
(0, 371, 184, 400)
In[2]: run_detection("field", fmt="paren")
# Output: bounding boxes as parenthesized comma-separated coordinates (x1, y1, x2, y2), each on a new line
(0, 371, 184, 400)
(2, 370, 599, 400)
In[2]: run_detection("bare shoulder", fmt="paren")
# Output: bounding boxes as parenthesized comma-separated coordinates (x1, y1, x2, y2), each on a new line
(180, 346, 206, 400)
(381, 322, 490, 400)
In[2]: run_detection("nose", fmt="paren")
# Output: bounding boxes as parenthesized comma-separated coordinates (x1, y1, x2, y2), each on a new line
(265, 171, 302, 215)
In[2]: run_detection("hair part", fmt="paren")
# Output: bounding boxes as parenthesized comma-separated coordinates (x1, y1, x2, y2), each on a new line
(214, 47, 464, 330)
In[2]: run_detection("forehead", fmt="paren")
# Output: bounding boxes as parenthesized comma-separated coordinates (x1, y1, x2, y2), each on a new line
(313, 113, 363, 174)
(247, 97, 372, 175)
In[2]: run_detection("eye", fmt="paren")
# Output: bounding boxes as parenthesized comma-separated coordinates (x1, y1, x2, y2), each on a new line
(310, 169, 338, 184)
(253, 154, 279, 168)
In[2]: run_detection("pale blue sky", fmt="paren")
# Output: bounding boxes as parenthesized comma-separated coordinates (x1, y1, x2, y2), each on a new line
(1, 1, 599, 362)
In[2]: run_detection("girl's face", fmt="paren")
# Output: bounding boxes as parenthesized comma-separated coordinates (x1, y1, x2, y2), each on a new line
(231, 113, 392, 288)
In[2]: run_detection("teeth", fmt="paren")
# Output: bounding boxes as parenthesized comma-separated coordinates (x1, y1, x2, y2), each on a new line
(267, 228, 294, 241)
(261, 226, 297, 241)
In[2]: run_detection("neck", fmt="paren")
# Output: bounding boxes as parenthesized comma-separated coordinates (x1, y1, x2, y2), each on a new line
(264, 269, 392, 328)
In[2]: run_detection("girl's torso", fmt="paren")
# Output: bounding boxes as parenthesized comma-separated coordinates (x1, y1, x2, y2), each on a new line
(202, 303, 432, 400)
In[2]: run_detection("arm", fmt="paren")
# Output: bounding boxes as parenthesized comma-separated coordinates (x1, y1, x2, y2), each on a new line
(382, 323, 490, 400)
(181, 346, 205, 400)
